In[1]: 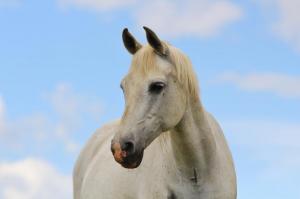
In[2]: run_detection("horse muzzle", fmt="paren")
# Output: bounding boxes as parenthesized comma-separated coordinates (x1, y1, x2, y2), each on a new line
(111, 140, 144, 169)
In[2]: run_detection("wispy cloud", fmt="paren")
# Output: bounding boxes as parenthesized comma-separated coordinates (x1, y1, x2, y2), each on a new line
(0, 158, 71, 199)
(224, 120, 300, 182)
(217, 72, 300, 99)
(45, 83, 102, 153)
(274, 0, 300, 51)
(258, 0, 300, 52)
(0, 83, 103, 154)
(59, 0, 136, 11)
(135, 0, 243, 38)
(58, 0, 243, 38)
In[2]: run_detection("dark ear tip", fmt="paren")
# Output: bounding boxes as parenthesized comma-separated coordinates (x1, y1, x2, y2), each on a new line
(143, 26, 153, 34)
(123, 28, 129, 34)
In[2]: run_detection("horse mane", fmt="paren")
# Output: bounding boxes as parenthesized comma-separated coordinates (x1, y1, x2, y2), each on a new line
(129, 44, 200, 100)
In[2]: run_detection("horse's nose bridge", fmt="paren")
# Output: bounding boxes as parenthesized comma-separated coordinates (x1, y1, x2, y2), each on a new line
(122, 91, 140, 117)
(116, 101, 147, 149)
(116, 121, 134, 138)
(113, 125, 136, 146)
(121, 92, 146, 123)
(121, 105, 130, 120)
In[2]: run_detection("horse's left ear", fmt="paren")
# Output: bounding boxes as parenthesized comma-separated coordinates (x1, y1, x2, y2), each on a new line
(122, 28, 142, 55)
(143, 26, 168, 57)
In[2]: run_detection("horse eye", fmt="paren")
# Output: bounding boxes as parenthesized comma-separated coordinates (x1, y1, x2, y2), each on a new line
(149, 82, 165, 94)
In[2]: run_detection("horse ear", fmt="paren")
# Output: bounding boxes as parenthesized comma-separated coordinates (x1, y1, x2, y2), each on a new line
(122, 28, 142, 55)
(143, 26, 168, 57)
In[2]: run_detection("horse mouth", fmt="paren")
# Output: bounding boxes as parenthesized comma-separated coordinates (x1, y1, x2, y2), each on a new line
(118, 150, 144, 169)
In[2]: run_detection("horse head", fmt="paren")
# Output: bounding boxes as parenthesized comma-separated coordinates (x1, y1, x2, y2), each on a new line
(111, 27, 198, 169)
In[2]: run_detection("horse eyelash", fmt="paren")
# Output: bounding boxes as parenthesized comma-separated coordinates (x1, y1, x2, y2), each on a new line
(148, 82, 165, 94)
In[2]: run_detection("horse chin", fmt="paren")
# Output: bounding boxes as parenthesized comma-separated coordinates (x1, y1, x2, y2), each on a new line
(120, 150, 144, 169)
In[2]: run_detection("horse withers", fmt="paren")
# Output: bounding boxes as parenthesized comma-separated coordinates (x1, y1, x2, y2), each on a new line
(73, 27, 237, 199)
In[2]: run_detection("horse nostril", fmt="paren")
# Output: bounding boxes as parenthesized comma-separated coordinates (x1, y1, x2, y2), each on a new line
(121, 141, 135, 154)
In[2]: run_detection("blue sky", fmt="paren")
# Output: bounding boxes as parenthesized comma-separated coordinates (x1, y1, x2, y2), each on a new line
(0, 0, 299, 198)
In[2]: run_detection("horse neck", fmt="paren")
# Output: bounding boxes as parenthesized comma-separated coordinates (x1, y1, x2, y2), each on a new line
(169, 96, 216, 180)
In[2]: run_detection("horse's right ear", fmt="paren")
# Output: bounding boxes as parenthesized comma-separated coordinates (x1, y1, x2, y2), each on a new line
(122, 28, 142, 55)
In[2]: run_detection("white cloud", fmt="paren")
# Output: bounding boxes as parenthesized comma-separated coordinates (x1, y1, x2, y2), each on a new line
(218, 72, 300, 99)
(226, 121, 300, 150)
(0, 158, 71, 199)
(46, 83, 102, 147)
(258, 0, 300, 52)
(59, 0, 136, 11)
(0, 86, 102, 199)
(224, 120, 300, 181)
(59, 0, 243, 38)
(135, 0, 243, 38)
(48, 83, 102, 123)
(273, 0, 300, 51)
(0, 83, 103, 154)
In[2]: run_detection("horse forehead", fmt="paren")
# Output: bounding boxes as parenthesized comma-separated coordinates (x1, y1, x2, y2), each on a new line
(126, 70, 170, 83)
(156, 55, 173, 73)
(127, 56, 173, 80)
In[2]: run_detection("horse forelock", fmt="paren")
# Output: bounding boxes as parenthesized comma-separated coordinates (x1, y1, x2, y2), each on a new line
(129, 44, 200, 100)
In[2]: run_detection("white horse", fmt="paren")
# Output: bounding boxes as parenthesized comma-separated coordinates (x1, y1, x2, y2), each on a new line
(73, 27, 237, 199)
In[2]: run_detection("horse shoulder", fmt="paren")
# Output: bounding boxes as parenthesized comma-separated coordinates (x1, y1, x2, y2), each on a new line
(73, 120, 120, 199)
